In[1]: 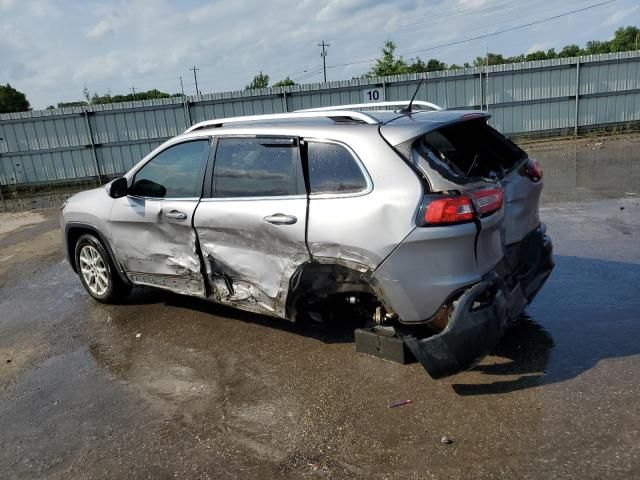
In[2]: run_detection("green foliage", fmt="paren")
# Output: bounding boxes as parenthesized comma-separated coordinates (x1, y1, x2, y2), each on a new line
(558, 44, 582, 58)
(0, 84, 30, 113)
(610, 26, 640, 51)
(585, 41, 611, 54)
(57, 101, 89, 108)
(90, 89, 177, 105)
(525, 51, 548, 61)
(407, 57, 448, 73)
(245, 71, 270, 90)
(367, 40, 409, 76)
(272, 77, 296, 87)
(365, 25, 638, 77)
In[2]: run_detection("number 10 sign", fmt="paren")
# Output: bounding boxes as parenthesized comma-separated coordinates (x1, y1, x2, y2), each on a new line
(362, 88, 385, 103)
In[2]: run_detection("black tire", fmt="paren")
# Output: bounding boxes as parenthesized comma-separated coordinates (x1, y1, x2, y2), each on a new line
(74, 233, 131, 303)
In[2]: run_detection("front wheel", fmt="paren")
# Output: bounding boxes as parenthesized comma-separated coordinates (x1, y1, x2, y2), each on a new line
(75, 233, 131, 303)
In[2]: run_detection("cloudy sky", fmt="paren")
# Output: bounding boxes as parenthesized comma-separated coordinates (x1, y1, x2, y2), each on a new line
(1, 0, 639, 109)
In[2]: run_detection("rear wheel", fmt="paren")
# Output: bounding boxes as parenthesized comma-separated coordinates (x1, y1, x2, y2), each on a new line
(75, 233, 131, 303)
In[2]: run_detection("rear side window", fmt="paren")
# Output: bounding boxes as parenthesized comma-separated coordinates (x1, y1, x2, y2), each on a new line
(131, 140, 208, 198)
(307, 142, 368, 194)
(213, 138, 302, 197)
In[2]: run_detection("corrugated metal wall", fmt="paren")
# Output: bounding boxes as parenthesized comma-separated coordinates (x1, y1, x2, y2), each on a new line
(1, 51, 639, 187)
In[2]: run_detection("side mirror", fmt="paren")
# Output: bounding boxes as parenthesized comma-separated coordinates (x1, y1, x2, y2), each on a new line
(109, 177, 129, 198)
(129, 179, 166, 198)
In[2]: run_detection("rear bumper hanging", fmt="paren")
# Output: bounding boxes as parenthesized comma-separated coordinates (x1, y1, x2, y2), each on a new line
(399, 225, 554, 378)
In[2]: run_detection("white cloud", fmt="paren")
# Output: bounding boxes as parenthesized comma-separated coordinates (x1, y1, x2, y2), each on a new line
(604, 5, 640, 28)
(0, 0, 16, 10)
(1, 0, 639, 109)
(458, 0, 489, 7)
(527, 42, 553, 54)
(86, 19, 116, 39)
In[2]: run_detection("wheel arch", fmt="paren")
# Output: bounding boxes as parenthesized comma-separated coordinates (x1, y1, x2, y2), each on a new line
(65, 222, 132, 286)
(284, 259, 385, 321)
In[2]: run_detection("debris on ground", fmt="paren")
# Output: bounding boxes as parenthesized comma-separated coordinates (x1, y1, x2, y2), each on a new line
(441, 436, 453, 444)
(388, 399, 412, 408)
(135, 333, 141, 338)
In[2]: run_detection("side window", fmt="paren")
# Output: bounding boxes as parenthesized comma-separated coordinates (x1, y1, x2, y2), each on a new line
(307, 141, 368, 194)
(131, 140, 208, 198)
(213, 137, 302, 197)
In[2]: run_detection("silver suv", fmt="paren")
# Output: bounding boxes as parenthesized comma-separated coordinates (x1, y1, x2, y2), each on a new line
(61, 100, 553, 378)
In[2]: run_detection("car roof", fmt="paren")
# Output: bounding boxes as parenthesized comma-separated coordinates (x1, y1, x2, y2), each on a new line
(179, 109, 490, 146)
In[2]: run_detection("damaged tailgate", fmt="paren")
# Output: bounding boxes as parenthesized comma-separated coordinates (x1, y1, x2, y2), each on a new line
(376, 113, 551, 378)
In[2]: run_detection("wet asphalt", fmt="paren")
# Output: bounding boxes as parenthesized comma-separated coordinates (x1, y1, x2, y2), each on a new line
(0, 136, 639, 479)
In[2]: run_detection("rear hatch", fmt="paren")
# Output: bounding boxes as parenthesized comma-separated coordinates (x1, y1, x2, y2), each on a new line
(386, 113, 543, 272)
(379, 113, 546, 377)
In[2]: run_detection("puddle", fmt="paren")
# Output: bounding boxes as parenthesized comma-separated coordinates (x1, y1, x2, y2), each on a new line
(528, 140, 640, 204)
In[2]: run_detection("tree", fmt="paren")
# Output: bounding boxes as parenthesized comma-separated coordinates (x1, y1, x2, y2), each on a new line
(610, 26, 640, 52)
(367, 40, 408, 77)
(88, 89, 177, 105)
(245, 72, 270, 90)
(558, 44, 583, 58)
(272, 77, 296, 87)
(474, 53, 507, 66)
(585, 40, 611, 55)
(525, 51, 548, 62)
(0, 84, 30, 113)
(57, 101, 89, 108)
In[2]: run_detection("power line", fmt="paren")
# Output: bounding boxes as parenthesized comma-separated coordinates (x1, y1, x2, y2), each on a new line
(326, 0, 617, 70)
(318, 41, 330, 82)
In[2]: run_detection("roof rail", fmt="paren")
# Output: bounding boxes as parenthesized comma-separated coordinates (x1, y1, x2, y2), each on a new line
(298, 100, 444, 112)
(184, 110, 380, 133)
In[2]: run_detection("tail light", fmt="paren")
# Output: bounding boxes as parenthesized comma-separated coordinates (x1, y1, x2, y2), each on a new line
(524, 158, 542, 182)
(420, 195, 474, 226)
(471, 187, 504, 217)
(418, 186, 504, 226)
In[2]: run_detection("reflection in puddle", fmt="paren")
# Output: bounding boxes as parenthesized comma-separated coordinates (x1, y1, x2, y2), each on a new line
(526, 139, 639, 204)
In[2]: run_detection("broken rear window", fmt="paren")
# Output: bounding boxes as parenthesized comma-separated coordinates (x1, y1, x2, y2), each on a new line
(414, 119, 526, 180)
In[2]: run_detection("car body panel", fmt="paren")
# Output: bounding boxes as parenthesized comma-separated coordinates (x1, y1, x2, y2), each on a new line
(501, 169, 543, 245)
(372, 221, 481, 322)
(109, 195, 205, 296)
(194, 196, 309, 317)
(305, 134, 422, 271)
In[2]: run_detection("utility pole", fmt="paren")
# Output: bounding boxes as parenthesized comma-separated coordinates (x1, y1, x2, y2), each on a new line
(318, 41, 330, 82)
(189, 66, 200, 95)
(179, 76, 185, 97)
(130, 86, 137, 100)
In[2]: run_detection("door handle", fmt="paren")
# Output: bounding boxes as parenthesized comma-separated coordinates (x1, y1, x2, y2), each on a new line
(166, 210, 188, 220)
(263, 213, 297, 225)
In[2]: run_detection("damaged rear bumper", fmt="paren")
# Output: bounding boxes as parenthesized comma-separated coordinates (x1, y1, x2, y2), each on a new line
(400, 225, 554, 379)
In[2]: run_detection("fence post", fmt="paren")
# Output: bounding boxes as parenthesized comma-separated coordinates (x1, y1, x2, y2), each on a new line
(282, 91, 288, 112)
(183, 98, 192, 127)
(574, 60, 581, 136)
(83, 109, 102, 184)
(485, 66, 490, 112)
(0, 180, 5, 211)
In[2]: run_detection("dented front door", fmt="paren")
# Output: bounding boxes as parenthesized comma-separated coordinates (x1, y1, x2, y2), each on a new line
(193, 136, 309, 318)
(108, 139, 211, 296)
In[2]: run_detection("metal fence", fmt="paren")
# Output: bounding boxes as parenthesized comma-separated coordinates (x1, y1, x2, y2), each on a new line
(1, 51, 639, 190)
